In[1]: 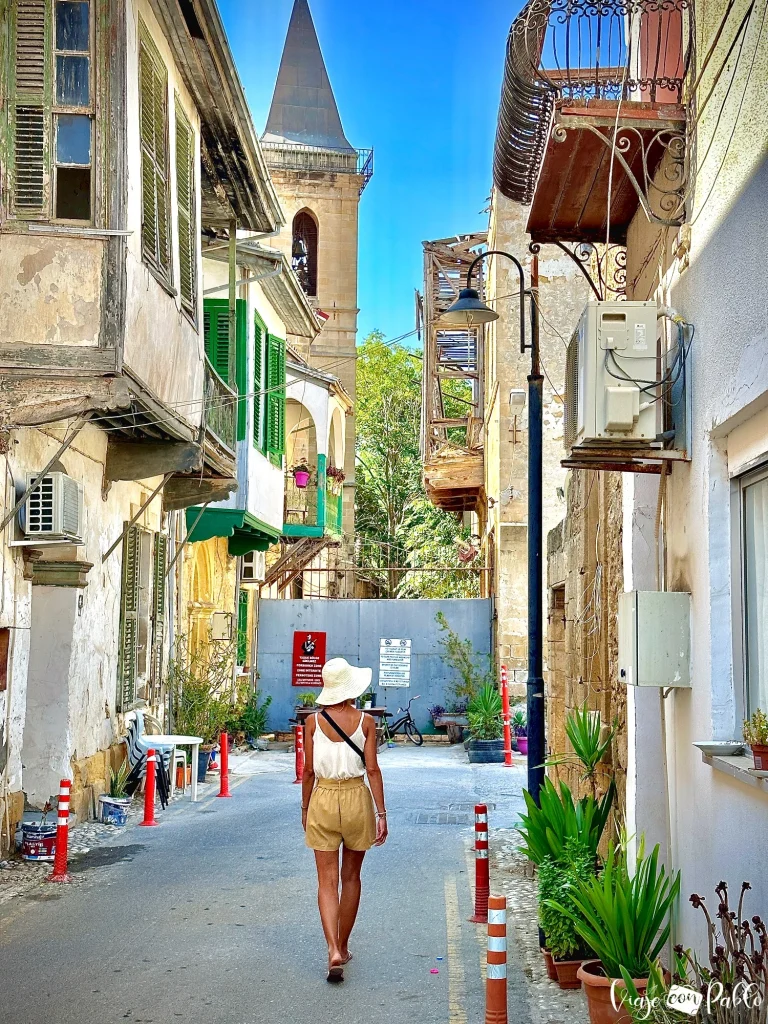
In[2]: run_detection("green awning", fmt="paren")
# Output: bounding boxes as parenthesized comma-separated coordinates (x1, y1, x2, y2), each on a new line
(185, 508, 281, 555)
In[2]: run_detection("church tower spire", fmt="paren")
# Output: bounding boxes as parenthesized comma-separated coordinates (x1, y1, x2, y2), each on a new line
(263, 0, 354, 151)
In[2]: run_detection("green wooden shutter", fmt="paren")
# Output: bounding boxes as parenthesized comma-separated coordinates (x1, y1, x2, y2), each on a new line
(175, 98, 196, 316)
(253, 313, 264, 449)
(265, 334, 286, 459)
(235, 298, 247, 442)
(237, 589, 249, 666)
(12, 0, 49, 216)
(118, 524, 141, 710)
(203, 298, 230, 382)
(150, 533, 167, 691)
(139, 25, 170, 280)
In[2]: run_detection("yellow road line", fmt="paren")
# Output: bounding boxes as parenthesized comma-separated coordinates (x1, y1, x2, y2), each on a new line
(198, 773, 251, 809)
(445, 874, 468, 1024)
(464, 840, 488, 982)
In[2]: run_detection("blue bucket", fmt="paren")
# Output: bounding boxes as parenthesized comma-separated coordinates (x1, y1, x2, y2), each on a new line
(99, 795, 130, 826)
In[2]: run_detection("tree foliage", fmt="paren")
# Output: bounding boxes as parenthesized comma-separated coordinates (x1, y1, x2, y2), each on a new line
(355, 331, 480, 598)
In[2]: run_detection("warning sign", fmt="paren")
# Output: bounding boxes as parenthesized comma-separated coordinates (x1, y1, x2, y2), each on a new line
(292, 631, 326, 687)
(379, 638, 412, 688)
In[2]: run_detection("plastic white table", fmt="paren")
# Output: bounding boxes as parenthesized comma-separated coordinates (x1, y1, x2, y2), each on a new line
(148, 734, 204, 802)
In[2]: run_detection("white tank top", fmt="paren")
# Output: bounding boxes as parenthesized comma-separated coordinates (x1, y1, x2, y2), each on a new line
(312, 712, 366, 780)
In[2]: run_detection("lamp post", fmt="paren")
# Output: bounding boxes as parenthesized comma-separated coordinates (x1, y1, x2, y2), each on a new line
(443, 250, 545, 805)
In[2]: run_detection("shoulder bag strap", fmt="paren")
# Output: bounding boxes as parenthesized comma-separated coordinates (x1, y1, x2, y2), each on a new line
(320, 709, 367, 770)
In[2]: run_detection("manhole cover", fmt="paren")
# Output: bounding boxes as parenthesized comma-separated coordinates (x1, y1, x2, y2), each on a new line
(445, 803, 496, 811)
(407, 812, 472, 825)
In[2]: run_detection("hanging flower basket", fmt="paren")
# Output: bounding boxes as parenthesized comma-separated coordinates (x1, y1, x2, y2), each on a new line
(291, 462, 313, 489)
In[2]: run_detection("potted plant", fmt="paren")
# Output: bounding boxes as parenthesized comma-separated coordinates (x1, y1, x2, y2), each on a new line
(295, 691, 318, 709)
(428, 704, 447, 723)
(467, 684, 504, 762)
(98, 759, 132, 825)
(546, 840, 680, 1024)
(436, 612, 494, 710)
(743, 708, 768, 770)
(240, 690, 272, 746)
(510, 708, 526, 751)
(548, 703, 617, 799)
(327, 465, 345, 495)
(291, 460, 312, 489)
(538, 838, 596, 989)
(359, 690, 374, 710)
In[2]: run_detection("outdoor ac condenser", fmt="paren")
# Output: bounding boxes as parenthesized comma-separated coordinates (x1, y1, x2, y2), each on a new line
(240, 550, 265, 585)
(564, 301, 659, 449)
(20, 472, 83, 542)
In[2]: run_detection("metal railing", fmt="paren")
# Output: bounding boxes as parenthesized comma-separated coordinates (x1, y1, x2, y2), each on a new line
(325, 486, 343, 535)
(204, 358, 236, 453)
(285, 477, 318, 528)
(261, 142, 374, 192)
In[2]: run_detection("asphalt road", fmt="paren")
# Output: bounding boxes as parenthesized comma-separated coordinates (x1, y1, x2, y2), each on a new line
(0, 746, 533, 1024)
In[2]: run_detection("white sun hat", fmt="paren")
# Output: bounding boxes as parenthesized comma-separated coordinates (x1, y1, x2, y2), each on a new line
(315, 657, 373, 706)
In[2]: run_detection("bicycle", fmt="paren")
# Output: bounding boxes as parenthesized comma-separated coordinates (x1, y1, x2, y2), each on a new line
(381, 695, 423, 746)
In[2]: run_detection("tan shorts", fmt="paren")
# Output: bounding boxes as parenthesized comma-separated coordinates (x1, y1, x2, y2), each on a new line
(305, 776, 376, 852)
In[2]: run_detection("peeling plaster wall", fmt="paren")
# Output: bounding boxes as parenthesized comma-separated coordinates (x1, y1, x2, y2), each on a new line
(0, 236, 102, 347)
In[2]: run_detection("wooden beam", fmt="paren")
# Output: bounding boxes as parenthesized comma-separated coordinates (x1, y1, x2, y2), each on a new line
(0, 375, 131, 427)
(162, 474, 238, 511)
(104, 440, 202, 482)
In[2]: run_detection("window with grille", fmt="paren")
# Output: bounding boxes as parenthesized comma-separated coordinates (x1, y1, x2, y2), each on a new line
(139, 23, 171, 282)
(175, 97, 196, 317)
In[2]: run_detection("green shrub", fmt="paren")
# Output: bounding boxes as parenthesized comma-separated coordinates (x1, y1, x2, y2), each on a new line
(538, 838, 596, 960)
(467, 683, 503, 740)
(517, 776, 616, 866)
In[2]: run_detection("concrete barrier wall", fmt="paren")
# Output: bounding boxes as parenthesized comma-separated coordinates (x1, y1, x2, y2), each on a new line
(256, 598, 493, 732)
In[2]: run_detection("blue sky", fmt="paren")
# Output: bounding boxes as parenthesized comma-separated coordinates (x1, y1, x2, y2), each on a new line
(218, 0, 522, 348)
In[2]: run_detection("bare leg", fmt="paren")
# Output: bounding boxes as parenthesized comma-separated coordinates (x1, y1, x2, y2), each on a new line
(339, 847, 365, 960)
(314, 850, 343, 969)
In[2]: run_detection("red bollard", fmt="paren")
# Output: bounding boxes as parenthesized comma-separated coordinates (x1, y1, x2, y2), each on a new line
(293, 724, 304, 785)
(218, 732, 232, 798)
(501, 665, 514, 768)
(45, 779, 73, 884)
(469, 803, 490, 923)
(139, 748, 159, 827)
(485, 895, 508, 1024)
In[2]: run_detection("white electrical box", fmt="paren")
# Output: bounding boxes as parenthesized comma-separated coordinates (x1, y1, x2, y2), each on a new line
(564, 301, 659, 449)
(210, 612, 234, 641)
(618, 591, 691, 688)
(19, 472, 83, 542)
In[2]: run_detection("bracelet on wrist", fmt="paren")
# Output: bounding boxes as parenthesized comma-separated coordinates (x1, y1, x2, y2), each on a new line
(376, 810, 387, 817)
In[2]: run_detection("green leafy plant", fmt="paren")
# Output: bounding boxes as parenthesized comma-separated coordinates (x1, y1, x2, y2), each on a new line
(239, 691, 272, 739)
(538, 838, 596, 960)
(619, 957, 693, 1024)
(291, 460, 312, 474)
(296, 691, 318, 708)
(517, 776, 616, 866)
(512, 708, 527, 737)
(436, 612, 495, 705)
(169, 636, 237, 744)
(547, 703, 617, 798)
(467, 683, 503, 740)
(743, 708, 768, 746)
(108, 758, 131, 799)
(545, 840, 680, 980)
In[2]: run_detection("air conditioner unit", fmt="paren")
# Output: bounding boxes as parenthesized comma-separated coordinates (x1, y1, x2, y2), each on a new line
(564, 301, 659, 449)
(240, 550, 265, 585)
(19, 473, 83, 542)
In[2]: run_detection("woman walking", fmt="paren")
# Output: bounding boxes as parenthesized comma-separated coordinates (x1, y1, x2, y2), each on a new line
(302, 657, 388, 981)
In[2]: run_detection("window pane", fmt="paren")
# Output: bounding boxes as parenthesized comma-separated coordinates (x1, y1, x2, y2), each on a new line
(55, 166, 91, 219)
(56, 1, 89, 50)
(56, 114, 91, 165)
(744, 476, 768, 714)
(56, 55, 90, 105)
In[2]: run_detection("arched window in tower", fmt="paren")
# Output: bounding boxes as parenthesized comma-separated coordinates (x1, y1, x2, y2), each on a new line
(292, 210, 318, 297)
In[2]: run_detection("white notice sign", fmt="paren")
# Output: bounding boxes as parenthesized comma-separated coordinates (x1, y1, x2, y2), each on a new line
(379, 638, 412, 688)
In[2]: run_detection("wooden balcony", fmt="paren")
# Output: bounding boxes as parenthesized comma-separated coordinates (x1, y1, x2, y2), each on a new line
(204, 358, 236, 456)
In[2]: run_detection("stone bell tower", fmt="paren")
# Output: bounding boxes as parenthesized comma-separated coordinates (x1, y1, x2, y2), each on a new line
(262, 0, 372, 550)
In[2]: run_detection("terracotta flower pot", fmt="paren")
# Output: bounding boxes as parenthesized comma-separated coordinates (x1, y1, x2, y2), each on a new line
(554, 957, 584, 989)
(751, 743, 768, 771)
(577, 960, 651, 1024)
(541, 948, 558, 982)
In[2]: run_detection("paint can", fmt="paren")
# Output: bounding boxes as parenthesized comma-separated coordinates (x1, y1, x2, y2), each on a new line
(20, 822, 57, 861)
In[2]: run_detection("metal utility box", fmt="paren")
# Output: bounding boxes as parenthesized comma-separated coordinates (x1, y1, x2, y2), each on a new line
(618, 591, 691, 687)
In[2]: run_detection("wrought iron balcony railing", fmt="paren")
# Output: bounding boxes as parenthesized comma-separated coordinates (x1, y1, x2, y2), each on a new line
(261, 142, 374, 193)
(204, 358, 237, 454)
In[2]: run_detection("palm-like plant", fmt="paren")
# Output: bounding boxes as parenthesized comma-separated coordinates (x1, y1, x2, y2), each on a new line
(517, 776, 616, 866)
(545, 841, 680, 980)
(108, 758, 131, 799)
(467, 683, 503, 740)
(547, 703, 617, 798)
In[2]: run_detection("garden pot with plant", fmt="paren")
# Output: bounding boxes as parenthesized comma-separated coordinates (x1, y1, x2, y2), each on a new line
(99, 758, 132, 826)
(546, 841, 680, 1024)
(538, 838, 596, 989)
(467, 684, 504, 762)
(291, 461, 312, 489)
(744, 708, 768, 770)
(511, 708, 526, 752)
(295, 691, 318, 712)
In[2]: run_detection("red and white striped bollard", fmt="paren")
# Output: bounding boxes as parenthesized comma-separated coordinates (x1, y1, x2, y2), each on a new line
(485, 895, 508, 1024)
(45, 779, 73, 884)
(293, 724, 305, 785)
(139, 748, 159, 827)
(218, 732, 232, 798)
(501, 665, 514, 768)
(469, 803, 490, 923)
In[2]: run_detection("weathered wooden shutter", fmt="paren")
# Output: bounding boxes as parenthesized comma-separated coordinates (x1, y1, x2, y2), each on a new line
(235, 298, 247, 441)
(203, 298, 230, 382)
(253, 314, 264, 448)
(139, 26, 170, 279)
(118, 524, 141, 710)
(13, 0, 48, 215)
(150, 533, 167, 691)
(175, 98, 196, 315)
(237, 589, 249, 666)
(265, 334, 286, 457)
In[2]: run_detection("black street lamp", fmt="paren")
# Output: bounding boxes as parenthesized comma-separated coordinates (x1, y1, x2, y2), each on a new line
(443, 250, 545, 805)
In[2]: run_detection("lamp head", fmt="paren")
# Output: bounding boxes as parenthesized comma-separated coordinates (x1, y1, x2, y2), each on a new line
(441, 288, 499, 326)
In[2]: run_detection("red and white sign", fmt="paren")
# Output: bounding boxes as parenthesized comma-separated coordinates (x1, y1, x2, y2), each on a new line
(292, 631, 326, 687)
